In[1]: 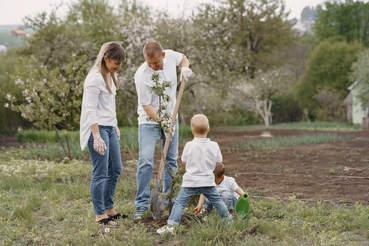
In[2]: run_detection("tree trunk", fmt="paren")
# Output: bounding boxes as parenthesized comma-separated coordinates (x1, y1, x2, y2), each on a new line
(254, 99, 271, 129)
(179, 110, 186, 126)
(190, 89, 202, 113)
(126, 99, 137, 127)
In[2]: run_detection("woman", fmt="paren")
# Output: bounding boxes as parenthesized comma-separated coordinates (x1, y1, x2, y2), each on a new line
(80, 42, 125, 227)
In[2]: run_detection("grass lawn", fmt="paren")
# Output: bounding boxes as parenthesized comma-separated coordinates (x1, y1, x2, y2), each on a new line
(1, 124, 368, 245)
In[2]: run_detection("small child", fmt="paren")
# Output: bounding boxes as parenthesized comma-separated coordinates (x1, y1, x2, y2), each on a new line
(193, 164, 246, 216)
(156, 114, 232, 235)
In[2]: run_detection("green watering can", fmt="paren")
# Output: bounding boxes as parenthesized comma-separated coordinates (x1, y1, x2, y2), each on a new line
(234, 193, 250, 217)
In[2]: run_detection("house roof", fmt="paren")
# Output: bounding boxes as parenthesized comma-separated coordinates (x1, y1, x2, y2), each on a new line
(12, 29, 26, 35)
(347, 81, 358, 90)
(343, 91, 352, 105)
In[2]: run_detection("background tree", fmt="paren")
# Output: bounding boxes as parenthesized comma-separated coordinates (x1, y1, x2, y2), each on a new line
(7, 54, 88, 158)
(295, 40, 362, 120)
(117, 1, 153, 126)
(313, 0, 369, 46)
(349, 48, 369, 106)
(240, 66, 295, 129)
(0, 48, 31, 133)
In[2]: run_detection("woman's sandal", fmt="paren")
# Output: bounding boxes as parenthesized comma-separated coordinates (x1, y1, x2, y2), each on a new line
(97, 217, 119, 228)
(109, 213, 128, 220)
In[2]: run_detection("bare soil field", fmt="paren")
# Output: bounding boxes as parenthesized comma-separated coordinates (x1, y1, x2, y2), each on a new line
(121, 129, 369, 206)
(209, 129, 369, 205)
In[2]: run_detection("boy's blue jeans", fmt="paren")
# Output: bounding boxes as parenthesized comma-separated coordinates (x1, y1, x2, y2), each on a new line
(168, 186, 231, 226)
(205, 190, 238, 211)
(87, 125, 122, 215)
(135, 120, 178, 210)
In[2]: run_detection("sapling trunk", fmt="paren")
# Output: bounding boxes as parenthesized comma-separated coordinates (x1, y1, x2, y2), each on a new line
(54, 125, 72, 159)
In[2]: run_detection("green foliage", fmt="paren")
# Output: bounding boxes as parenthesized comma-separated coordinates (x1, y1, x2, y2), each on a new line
(313, 0, 369, 46)
(349, 48, 369, 105)
(272, 94, 304, 123)
(206, 105, 259, 127)
(7, 53, 88, 130)
(269, 121, 360, 131)
(232, 133, 345, 149)
(0, 48, 30, 134)
(295, 40, 362, 120)
(218, 121, 360, 131)
(16, 130, 80, 143)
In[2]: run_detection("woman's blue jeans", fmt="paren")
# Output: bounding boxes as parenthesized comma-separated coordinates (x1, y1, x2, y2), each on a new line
(135, 120, 178, 210)
(87, 125, 122, 215)
(168, 186, 231, 226)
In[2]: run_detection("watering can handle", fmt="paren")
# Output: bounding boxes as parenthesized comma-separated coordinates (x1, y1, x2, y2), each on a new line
(157, 77, 186, 181)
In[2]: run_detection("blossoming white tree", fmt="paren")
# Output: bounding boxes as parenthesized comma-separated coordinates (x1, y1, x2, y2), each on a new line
(241, 66, 295, 129)
(6, 54, 88, 159)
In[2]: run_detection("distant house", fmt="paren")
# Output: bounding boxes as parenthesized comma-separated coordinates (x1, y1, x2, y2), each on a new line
(0, 45, 7, 54)
(10, 29, 26, 37)
(343, 81, 368, 126)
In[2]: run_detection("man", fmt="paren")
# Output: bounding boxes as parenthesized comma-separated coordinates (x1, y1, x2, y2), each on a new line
(134, 41, 192, 219)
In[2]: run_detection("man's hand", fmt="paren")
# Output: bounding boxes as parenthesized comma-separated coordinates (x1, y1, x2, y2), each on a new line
(180, 67, 193, 81)
(114, 125, 121, 140)
(93, 132, 107, 155)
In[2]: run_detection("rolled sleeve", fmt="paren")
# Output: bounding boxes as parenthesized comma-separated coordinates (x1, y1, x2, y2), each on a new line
(84, 84, 100, 126)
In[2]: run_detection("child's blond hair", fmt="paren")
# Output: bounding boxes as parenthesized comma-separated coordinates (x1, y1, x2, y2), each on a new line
(190, 114, 209, 135)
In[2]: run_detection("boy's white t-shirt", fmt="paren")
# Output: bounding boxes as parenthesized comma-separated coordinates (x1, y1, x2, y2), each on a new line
(134, 49, 183, 125)
(216, 175, 240, 199)
(181, 138, 222, 187)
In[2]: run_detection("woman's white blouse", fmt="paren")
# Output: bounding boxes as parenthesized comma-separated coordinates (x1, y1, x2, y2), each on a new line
(80, 68, 117, 150)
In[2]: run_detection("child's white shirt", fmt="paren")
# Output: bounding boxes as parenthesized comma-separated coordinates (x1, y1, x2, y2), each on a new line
(216, 175, 240, 199)
(181, 138, 222, 187)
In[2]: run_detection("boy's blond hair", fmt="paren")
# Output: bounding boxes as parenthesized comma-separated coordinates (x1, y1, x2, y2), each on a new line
(190, 114, 209, 135)
(214, 163, 225, 179)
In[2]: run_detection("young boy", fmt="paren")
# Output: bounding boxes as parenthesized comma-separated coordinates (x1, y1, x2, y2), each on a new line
(156, 114, 232, 235)
(193, 164, 246, 216)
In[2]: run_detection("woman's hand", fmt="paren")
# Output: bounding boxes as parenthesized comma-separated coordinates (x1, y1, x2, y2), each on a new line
(114, 126, 121, 140)
(93, 132, 107, 155)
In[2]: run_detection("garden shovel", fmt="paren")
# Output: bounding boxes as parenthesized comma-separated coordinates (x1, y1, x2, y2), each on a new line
(150, 77, 186, 220)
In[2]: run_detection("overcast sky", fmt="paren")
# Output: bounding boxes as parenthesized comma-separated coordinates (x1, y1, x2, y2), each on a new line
(1, 0, 326, 26)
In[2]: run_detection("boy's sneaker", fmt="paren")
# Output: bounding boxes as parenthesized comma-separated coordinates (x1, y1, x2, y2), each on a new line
(134, 207, 148, 220)
(156, 225, 174, 235)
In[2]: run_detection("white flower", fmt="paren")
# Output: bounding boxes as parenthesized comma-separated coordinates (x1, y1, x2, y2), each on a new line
(4, 103, 9, 108)
(6, 94, 12, 100)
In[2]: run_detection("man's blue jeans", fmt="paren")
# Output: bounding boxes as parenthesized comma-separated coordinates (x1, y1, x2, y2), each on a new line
(87, 125, 122, 215)
(135, 120, 178, 210)
(168, 186, 231, 226)
(205, 190, 238, 211)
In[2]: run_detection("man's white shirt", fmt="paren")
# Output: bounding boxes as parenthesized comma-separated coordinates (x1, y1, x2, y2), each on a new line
(134, 50, 183, 125)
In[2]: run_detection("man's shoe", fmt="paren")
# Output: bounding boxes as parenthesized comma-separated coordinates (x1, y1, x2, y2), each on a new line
(156, 225, 174, 235)
(134, 207, 148, 220)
